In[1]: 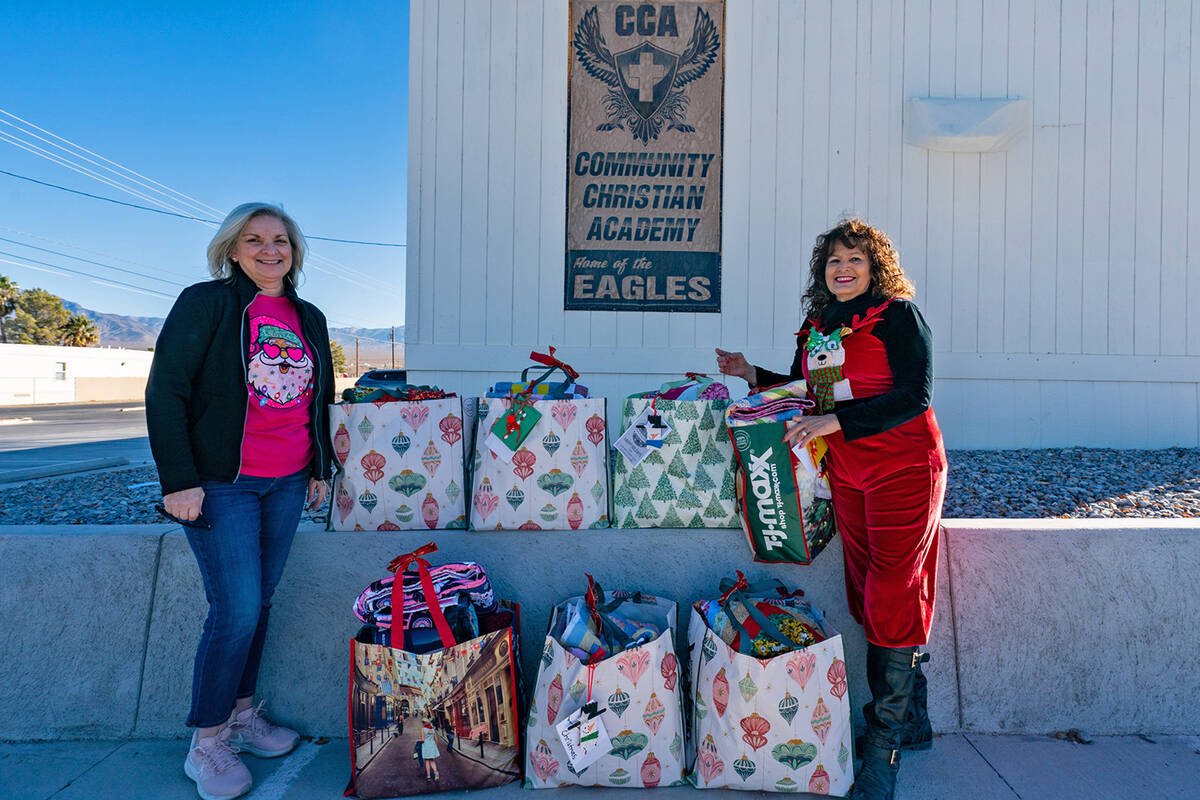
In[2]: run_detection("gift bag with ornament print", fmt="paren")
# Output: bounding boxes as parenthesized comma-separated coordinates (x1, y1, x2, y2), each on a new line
(688, 575, 853, 795)
(611, 374, 740, 529)
(525, 580, 687, 789)
(329, 396, 476, 531)
(469, 350, 608, 530)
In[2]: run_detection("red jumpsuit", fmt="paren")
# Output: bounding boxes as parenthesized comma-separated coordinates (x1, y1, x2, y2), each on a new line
(759, 296, 947, 647)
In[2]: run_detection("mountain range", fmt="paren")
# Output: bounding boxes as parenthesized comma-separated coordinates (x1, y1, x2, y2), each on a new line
(63, 301, 404, 366)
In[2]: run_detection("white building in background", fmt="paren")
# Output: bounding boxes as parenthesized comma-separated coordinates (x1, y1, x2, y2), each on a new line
(404, 0, 1199, 449)
(0, 343, 153, 405)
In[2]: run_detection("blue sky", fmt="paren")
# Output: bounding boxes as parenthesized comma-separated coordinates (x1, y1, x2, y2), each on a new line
(0, 0, 409, 330)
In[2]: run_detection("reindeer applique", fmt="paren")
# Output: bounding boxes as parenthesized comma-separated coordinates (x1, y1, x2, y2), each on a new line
(804, 326, 854, 412)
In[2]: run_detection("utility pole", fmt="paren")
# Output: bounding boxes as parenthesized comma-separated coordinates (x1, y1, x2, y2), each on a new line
(355, 337, 360, 377)
(391, 327, 396, 369)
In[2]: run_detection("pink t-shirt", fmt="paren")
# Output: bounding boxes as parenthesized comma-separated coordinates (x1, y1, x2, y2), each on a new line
(240, 294, 315, 477)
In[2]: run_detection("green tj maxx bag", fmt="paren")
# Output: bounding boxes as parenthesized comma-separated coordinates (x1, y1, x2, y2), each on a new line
(726, 421, 837, 564)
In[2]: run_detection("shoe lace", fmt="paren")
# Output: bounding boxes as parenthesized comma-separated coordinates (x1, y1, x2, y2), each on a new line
(234, 701, 275, 738)
(197, 729, 243, 774)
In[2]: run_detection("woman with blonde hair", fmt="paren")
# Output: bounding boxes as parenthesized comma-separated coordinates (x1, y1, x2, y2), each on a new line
(717, 219, 947, 800)
(147, 202, 335, 800)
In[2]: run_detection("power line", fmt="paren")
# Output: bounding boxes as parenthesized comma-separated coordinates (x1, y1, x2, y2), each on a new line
(0, 235, 187, 288)
(0, 253, 176, 299)
(0, 225, 202, 284)
(0, 167, 407, 247)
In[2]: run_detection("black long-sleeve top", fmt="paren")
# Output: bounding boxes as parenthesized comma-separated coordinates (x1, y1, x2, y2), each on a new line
(754, 295, 934, 442)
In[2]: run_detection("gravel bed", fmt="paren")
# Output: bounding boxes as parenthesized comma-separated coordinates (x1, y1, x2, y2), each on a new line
(0, 448, 1196, 525)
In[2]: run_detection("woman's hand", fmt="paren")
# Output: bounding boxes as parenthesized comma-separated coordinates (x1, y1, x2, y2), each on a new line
(163, 487, 205, 522)
(307, 478, 329, 511)
(715, 348, 757, 384)
(784, 414, 841, 447)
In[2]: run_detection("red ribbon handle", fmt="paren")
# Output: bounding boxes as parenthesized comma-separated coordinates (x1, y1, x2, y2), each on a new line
(718, 570, 749, 606)
(685, 372, 709, 381)
(529, 346, 580, 381)
(386, 541, 456, 650)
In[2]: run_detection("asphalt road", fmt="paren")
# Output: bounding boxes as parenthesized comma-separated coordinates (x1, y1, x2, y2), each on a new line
(0, 402, 153, 473)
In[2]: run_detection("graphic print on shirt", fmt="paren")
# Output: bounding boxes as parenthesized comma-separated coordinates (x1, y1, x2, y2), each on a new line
(246, 314, 313, 408)
(804, 326, 854, 412)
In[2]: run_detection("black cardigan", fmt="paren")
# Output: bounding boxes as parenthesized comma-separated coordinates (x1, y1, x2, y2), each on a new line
(755, 295, 934, 441)
(145, 269, 335, 495)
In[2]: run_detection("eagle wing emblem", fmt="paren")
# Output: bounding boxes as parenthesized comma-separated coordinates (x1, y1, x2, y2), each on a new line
(573, 8, 619, 88)
(574, 7, 721, 144)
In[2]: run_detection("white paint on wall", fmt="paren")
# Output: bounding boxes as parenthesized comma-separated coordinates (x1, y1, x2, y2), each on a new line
(405, 0, 1200, 448)
(0, 343, 153, 405)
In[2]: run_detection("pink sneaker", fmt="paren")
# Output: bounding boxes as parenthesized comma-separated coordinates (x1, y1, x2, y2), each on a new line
(226, 702, 299, 758)
(184, 728, 252, 800)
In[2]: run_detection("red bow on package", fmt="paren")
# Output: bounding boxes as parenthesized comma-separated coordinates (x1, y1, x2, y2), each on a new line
(529, 346, 580, 381)
(386, 541, 455, 649)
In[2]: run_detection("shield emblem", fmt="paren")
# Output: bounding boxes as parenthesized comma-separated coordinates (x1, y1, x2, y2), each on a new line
(614, 41, 679, 120)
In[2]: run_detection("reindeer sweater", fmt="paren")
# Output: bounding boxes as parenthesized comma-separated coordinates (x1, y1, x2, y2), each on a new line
(754, 294, 934, 442)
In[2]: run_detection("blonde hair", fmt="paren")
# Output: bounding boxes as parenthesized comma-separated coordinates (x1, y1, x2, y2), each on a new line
(206, 202, 307, 286)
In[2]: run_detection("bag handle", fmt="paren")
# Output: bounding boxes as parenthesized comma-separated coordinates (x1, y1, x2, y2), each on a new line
(717, 570, 801, 650)
(584, 573, 639, 662)
(385, 541, 456, 650)
(529, 346, 580, 380)
(657, 372, 714, 393)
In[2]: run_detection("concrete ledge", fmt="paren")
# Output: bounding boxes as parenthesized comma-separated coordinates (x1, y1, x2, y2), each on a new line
(2, 520, 1198, 741)
(0, 526, 173, 740)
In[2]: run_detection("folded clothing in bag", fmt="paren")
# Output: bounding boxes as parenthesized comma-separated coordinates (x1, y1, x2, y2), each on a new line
(488, 380, 589, 398)
(354, 560, 497, 629)
(340, 384, 454, 403)
(629, 373, 731, 401)
(726, 379, 813, 425)
(548, 581, 670, 663)
(696, 596, 827, 658)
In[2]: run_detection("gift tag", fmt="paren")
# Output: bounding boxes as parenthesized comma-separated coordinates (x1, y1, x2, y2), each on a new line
(640, 414, 669, 448)
(613, 406, 672, 467)
(487, 398, 542, 457)
(555, 702, 611, 771)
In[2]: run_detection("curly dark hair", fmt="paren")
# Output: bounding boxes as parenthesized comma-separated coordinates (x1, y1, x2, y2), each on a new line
(802, 218, 915, 319)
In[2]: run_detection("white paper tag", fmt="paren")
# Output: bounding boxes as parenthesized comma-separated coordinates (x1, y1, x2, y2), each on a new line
(554, 704, 611, 771)
(486, 431, 516, 463)
(613, 407, 671, 467)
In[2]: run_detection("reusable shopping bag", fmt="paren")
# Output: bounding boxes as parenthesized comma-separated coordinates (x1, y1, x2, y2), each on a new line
(329, 395, 476, 531)
(726, 381, 836, 563)
(469, 349, 609, 530)
(525, 577, 687, 788)
(611, 373, 739, 529)
(688, 574, 854, 795)
(347, 543, 521, 798)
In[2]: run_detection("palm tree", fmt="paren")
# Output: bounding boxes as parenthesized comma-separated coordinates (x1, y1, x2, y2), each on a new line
(60, 314, 99, 347)
(0, 275, 19, 343)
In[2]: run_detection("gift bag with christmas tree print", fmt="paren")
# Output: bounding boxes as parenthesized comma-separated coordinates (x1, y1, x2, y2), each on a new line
(688, 576, 853, 795)
(525, 579, 687, 789)
(611, 375, 740, 529)
(329, 396, 474, 531)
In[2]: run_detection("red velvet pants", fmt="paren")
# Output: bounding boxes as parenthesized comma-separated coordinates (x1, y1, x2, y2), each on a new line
(824, 409, 947, 647)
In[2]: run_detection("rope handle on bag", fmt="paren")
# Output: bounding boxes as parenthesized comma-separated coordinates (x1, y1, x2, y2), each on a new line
(386, 541, 456, 650)
(585, 573, 647, 663)
(718, 571, 799, 651)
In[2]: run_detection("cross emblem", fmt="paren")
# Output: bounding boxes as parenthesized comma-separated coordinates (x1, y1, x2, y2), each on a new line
(626, 51, 667, 102)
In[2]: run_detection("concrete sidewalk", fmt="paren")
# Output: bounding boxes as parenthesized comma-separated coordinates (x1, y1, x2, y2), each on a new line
(4, 734, 1199, 799)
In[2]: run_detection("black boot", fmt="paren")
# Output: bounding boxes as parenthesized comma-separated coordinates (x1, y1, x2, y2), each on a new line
(851, 645, 923, 800)
(860, 651, 932, 752)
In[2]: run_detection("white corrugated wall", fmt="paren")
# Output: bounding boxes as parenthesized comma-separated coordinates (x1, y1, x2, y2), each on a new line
(405, 0, 1200, 448)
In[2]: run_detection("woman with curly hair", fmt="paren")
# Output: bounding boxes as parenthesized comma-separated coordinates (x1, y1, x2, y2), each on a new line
(716, 219, 947, 800)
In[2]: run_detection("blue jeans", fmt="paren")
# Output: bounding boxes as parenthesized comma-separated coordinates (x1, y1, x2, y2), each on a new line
(185, 470, 308, 728)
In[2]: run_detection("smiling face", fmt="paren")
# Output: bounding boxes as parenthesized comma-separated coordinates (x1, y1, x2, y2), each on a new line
(824, 241, 872, 302)
(231, 214, 292, 295)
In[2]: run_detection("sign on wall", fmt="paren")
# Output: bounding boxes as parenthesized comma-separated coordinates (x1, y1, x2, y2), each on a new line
(565, 1, 725, 312)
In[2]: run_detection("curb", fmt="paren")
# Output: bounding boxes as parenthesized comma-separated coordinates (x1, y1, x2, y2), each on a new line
(0, 456, 131, 484)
